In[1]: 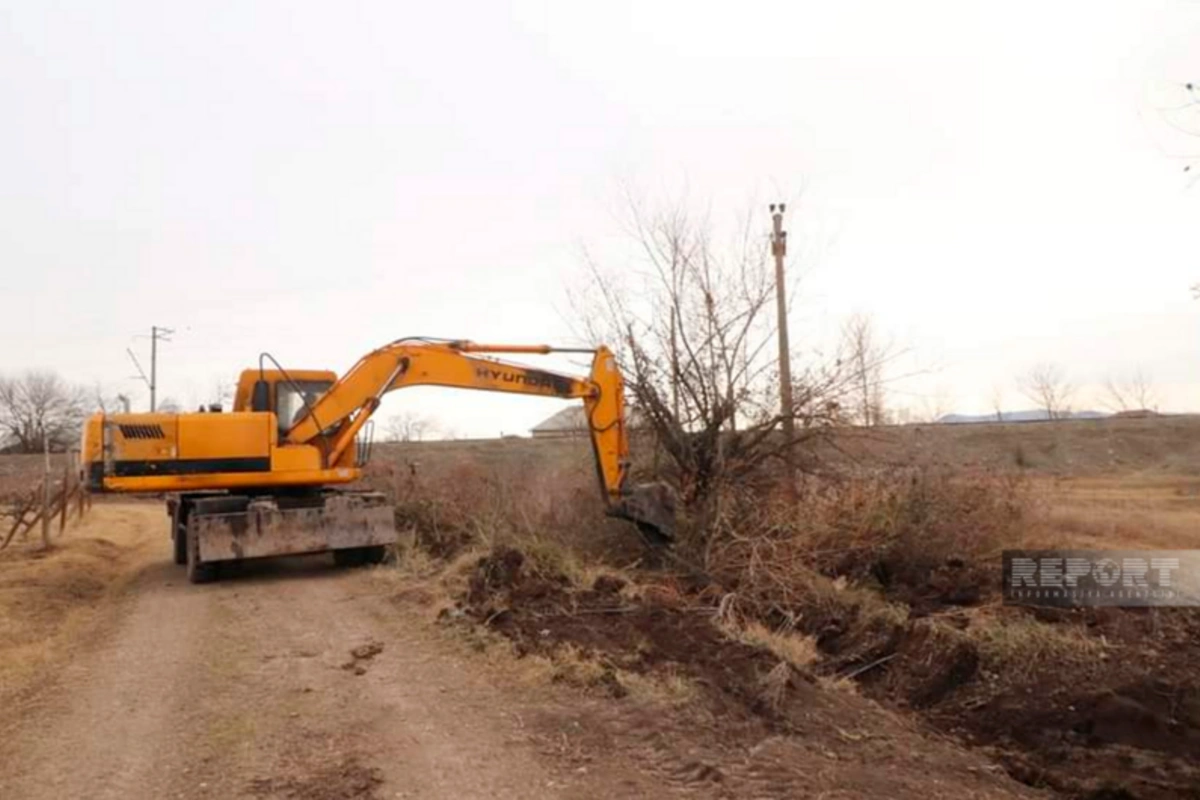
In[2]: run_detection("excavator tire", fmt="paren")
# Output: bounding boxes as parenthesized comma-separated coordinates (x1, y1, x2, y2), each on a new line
(186, 524, 217, 584)
(333, 545, 386, 568)
(169, 502, 187, 566)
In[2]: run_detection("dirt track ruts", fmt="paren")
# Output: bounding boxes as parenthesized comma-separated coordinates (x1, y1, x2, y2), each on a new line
(0, 514, 669, 799)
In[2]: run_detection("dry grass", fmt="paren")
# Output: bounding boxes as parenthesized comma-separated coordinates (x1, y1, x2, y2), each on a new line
(698, 468, 1200, 624)
(699, 468, 1028, 615)
(374, 541, 489, 621)
(386, 453, 638, 567)
(1029, 474, 1200, 549)
(965, 609, 1108, 681)
(729, 621, 819, 670)
(0, 503, 161, 699)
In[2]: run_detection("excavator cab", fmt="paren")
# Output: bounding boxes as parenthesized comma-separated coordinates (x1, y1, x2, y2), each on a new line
(234, 369, 338, 415)
(235, 370, 345, 455)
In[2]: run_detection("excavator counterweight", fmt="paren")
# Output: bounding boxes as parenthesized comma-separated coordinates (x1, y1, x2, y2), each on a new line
(82, 339, 674, 582)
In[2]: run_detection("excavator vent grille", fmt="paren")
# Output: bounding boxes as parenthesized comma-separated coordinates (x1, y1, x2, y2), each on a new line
(119, 424, 166, 440)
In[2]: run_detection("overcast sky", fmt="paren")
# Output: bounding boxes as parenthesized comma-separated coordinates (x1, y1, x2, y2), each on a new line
(3, 1, 1199, 437)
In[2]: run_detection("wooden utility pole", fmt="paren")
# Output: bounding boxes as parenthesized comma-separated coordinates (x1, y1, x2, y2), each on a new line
(771, 204, 796, 487)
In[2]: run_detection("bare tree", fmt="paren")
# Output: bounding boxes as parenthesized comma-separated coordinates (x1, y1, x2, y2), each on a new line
(157, 397, 182, 414)
(578, 194, 855, 509)
(383, 412, 434, 443)
(0, 371, 88, 453)
(990, 384, 1006, 422)
(1101, 368, 1159, 413)
(1017, 363, 1074, 420)
(842, 314, 890, 426)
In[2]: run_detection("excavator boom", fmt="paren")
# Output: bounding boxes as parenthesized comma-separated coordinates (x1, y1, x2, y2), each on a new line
(284, 340, 631, 505)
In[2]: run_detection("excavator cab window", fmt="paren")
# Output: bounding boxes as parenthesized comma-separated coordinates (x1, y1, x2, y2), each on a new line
(275, 380, 333, 437)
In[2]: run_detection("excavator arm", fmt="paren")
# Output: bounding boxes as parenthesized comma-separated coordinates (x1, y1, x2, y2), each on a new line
(285, 340, 673, 539)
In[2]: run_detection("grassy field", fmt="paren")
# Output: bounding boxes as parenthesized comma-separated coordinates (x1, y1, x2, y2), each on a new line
(1028, 473, 1200, 549)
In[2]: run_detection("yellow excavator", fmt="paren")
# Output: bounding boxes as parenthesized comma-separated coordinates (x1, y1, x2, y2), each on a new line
(80, 338, 674, 582)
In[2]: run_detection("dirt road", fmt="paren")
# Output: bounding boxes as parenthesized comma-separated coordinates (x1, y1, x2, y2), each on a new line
(0, 506, 668, 799)
(0, 506, 1040, 799)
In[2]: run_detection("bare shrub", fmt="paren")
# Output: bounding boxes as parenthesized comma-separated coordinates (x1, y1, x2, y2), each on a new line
(383, 412, 436, 443)
(842, 314, 891, 426)
(387, 451, 633, 567)
(1101, 368, 1159, 413)
(1018, 363, 1074, 420)
(705, 469, 1030, 612)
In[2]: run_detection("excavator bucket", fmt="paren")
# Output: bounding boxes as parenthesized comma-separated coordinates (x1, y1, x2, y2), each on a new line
(608, 482, 677, 545)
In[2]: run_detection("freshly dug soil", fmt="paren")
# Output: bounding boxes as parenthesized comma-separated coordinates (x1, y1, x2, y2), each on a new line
(802, 592, 1200, 799)
(461, 546, 1200, 799)
(922, 607, 1200, 800)
(459, 547, 811, 724)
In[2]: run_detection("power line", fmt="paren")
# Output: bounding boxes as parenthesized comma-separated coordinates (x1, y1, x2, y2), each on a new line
(128, 326, 174, 412)
(150, 326, 173, 412)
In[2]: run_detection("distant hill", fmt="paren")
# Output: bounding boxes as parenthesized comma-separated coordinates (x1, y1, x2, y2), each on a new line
(937, 409, 1108, 424)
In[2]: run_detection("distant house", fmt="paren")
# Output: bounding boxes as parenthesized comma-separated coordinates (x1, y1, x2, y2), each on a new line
(530, 407, 647, 438)
(530, 407, 589, 438)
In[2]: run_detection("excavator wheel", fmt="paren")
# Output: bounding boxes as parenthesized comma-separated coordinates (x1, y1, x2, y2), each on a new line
(186, 524, 217, 584)
(169, 502, 187, 566)
(333, 546, 387, 568)
(363, 545, 388, 564)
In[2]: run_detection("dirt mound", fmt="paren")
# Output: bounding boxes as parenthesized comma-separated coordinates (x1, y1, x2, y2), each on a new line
(441, 547, 1041, 799)
(457, 547, 818, 723)
(941, 609, 1200, 799)
(479, 542, 1200, 800)
(810, 597, 1200, 799)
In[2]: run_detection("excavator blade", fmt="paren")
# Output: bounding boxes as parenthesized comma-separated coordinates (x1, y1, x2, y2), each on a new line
(608, 482, 677, 545)
(191, 492, 395, 563)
